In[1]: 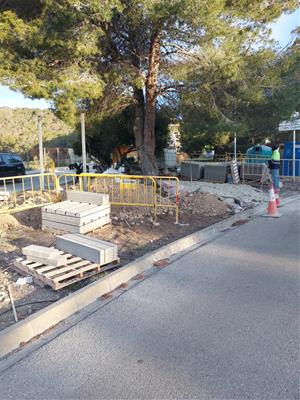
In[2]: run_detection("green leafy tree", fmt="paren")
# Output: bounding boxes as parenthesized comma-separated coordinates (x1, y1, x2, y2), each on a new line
(245, 35, 300, 138)
(0, 0, 298, 173)
(179, 28, 300, 153)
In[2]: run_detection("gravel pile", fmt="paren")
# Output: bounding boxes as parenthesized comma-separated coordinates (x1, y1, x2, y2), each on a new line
(179, 181, 268, 207)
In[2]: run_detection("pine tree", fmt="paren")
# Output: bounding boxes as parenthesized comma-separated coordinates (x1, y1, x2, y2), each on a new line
(0, 0, 298, 173)
(179, 29, 299, 151)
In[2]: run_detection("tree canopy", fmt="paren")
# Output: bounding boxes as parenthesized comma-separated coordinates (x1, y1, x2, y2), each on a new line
(178, 24, 299, 153)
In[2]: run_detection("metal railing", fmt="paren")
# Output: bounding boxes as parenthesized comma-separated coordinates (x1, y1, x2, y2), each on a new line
(185, 154, 299, 182)
(0, 173, 59, 214)
(58, 173, 156, 206)
(241, 158, 300, 181)
(0, 172, 180, 222)
(152, 176, 180, 224)
(58, 173, 180, 223)
(190, 153, 276, 163)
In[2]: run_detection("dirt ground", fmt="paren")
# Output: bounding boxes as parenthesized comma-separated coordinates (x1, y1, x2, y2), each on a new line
(0, 191, 232, 331)
(1, 177, 299, 332)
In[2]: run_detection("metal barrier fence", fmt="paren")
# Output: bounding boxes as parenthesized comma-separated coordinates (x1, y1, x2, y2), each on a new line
(241, 158, 300, 181)
(188, 154, 299, 182)
(58, 173, 180, 223)
(191, 153, 270, 163)
(58, 173, 156, 206)
(152, 176, 180, 224)
(0, 173, 59, 214)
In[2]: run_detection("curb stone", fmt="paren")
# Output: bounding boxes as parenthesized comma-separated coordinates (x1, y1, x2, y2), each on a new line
(0, 194, 298, 361)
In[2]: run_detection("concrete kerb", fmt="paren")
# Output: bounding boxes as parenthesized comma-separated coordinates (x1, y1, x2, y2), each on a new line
(0, 194, 298, 360)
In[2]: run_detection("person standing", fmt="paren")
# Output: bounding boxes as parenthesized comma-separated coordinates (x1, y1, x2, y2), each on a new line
(268, 145, 280, 190)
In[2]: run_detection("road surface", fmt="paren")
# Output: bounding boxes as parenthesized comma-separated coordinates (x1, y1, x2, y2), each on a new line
(0, 169, 73, 193)
(0, 197, 299, 399)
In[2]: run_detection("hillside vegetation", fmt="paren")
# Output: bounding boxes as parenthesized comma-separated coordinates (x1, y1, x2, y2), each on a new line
(0, 107, 75, 156)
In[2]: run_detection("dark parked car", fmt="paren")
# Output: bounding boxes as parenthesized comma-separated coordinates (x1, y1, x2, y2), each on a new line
(0, 152, 26, 178)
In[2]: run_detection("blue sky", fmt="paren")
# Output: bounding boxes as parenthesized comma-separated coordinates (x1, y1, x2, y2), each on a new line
(0, 9, 298, 110)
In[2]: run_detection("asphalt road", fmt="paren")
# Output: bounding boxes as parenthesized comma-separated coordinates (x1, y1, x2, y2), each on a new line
(0, 170, 72, 193)
(0, 198, 299, 399)
(0, 174, 43, 193)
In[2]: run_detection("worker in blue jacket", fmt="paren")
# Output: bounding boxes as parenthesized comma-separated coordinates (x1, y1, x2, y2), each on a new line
(268, 145, 280, 190)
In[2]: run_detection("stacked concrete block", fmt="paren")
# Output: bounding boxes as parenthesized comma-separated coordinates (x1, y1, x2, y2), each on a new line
(22, 245, 68, 266)
(204, 163, 231, 183)
(180, 161, 206, 180)
(56, 234, 118, 265)
(42, 191, 111, 234)
(66, 191, 109, 206)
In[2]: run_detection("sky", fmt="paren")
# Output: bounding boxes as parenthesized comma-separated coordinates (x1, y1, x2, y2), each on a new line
(0, 9, 298, 110)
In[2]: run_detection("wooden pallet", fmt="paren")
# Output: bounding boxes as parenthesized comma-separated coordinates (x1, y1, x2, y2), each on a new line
(14, 250, 119, 290)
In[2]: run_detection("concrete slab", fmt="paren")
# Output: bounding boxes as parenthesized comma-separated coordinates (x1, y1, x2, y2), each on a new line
(56, 234, 118, 265)
(55, 202, 93, 216)
(67, 204, 110, 218)
(42, 207, 110, 225)
(180, 161, 206, 180)
(22, 245, 68, 267)
(66, 191, 109, 206)
(204, 164, 230, 182)
(42, 202, 110, 216)
(42, 200, 111, 233)
(42, 215, 111, 234)
(43, 201, 74, 212)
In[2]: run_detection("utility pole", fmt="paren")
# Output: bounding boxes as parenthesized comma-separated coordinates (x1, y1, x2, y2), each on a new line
(293, 130, 296, 182)
(80, 112, 87, 174)
(57, 147, 59, 168)
(234, 132, 237, 161)
(80, 112, 87, 190)
(233, 98, 237, 161)
(37, 114, 44, 189)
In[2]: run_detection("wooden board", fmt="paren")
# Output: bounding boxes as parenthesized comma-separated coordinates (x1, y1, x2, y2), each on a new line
(14, 250, 119, 290)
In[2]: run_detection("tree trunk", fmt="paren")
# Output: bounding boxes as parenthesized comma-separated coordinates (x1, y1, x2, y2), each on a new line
(142, 30, 160, 175)
(132, 87, 145, 158)
(132, 31, 160, 175)
(133, 92, 154, 175)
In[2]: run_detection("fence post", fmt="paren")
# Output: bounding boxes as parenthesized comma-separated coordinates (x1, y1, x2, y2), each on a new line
(37, 115, 45, 190)
(81, 113, 87, 190)
(293, 130, 296, 182)
(175, 177, 179, 224)
(153, 178, 157, 223)
(55, 175, 60, 198)
(234, 132, 237, 161)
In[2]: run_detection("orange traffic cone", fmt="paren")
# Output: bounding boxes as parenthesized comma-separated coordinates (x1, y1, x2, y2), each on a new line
(263, 185, 280, 218)
(274, 188, 283, 208)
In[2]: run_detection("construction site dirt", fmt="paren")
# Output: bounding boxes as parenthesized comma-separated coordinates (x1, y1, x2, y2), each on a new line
(0, 182, 298, 331)
(0, 191, 231, 331)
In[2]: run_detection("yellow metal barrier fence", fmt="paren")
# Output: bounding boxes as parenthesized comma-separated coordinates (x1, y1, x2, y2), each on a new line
(0, 173, 59, 214)
(58, 173, 157, 219)
(58, 173, 180, 223)
(152, 176, 180, 224)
